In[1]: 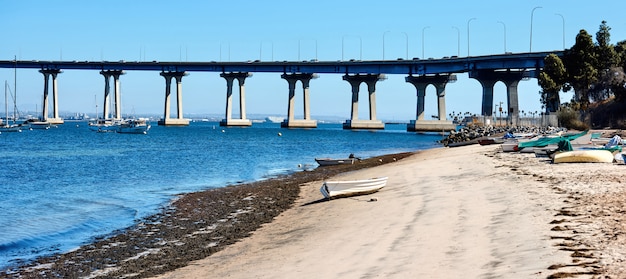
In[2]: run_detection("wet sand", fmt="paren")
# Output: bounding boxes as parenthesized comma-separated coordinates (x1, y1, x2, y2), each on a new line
(5, 143, 626, 278)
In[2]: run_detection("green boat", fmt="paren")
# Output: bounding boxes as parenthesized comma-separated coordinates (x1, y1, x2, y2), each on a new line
(517, 130, 588, 150)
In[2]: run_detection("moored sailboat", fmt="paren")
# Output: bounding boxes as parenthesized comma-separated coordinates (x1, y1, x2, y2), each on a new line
(0, 81, 22, 133)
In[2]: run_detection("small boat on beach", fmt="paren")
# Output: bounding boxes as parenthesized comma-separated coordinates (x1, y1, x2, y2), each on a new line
(501, 140, 519, 152)
(553, 149, 615, 164)
(320, 176, 388, 199)
(315, 158, 356, 166)
(534, 147, 558, 158)
(478, 137, 504, 145)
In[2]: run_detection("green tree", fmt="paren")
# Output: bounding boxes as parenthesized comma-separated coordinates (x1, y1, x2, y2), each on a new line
(538, 54, 568, 112)
(590, 21, 620, 101)
(613, 40, 626, 101)
(563, 29, 598, 110)
(595, 20, 619, 70)
(615, 40, 626, 69)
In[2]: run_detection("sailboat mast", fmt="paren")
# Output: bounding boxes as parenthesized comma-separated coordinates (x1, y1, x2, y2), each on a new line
(5, 81, 8, 124)
(94, 94, 98, 119)
(13, 56, 17, 121)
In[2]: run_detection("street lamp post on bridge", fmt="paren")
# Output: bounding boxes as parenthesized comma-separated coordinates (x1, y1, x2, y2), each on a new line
(220, 42, 230, 62)
(422, 26, 430, 59)
(383, 31, 390, 60)
(259, 41, 274, 61)
(530, 6, 542, 52)
(467, 18, 477, 56)
(383, 31, 409, 60)
(402, 32, 409, 60)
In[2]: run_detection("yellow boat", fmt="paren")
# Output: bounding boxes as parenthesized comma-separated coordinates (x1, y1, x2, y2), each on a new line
(553, 150, 615, 163)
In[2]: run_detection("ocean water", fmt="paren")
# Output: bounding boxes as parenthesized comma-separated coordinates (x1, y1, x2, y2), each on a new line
(0, 121, 442, 268)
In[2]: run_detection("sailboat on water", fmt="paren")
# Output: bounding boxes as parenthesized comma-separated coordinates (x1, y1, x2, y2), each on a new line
(0, 80, 22, 133)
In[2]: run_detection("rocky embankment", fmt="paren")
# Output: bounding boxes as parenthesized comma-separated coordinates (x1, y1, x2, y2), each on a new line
(439, 125, 567, 147)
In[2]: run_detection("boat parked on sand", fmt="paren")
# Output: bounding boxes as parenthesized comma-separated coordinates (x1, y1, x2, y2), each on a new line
(320, 176, 388, 199)
(478, 137, 504, 145)
(315, 154, 360, 166)
(517, 130, 587, 151)
(553, 150, 615, 164)
(315, 158, 356, 166)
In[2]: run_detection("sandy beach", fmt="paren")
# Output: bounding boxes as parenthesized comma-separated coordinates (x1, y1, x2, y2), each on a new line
(151, 143, 626, 279)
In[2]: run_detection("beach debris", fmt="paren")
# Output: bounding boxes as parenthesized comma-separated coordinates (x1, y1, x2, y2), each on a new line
(369, 197, 379, 202)
(440, 125, 566, 147)
(277, 132, 282, 136)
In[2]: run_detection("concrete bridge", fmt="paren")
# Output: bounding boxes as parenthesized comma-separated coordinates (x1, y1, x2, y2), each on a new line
(0, 51, 562, 131)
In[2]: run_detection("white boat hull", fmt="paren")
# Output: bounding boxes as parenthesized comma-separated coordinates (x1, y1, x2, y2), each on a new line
(320, 176, 388, 199)
(501, 141, 518, 152)
(553, 150, 615, 163)
(28, 122, 51, 130)
(89, 119, 119, 132)
(116, 119, 151, 134)
(89, 124, 117, 132)
(117, 125, 150, 134)
(0, 125, 22, 132)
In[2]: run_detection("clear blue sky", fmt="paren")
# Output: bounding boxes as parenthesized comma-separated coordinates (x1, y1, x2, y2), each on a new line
(1, 0, 624, 121)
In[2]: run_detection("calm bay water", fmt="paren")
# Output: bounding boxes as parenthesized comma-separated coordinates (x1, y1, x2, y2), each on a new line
(0, 121, 442, 268)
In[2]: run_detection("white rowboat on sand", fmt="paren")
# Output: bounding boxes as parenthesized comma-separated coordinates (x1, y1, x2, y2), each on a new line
(320, 176, 388, 199)
(553, 150, 615, 164)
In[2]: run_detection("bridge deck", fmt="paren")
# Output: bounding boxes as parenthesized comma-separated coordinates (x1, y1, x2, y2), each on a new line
(0, 51, 562, 75)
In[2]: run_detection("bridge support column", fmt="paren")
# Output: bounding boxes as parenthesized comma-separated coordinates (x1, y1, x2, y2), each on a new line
(99, 70, 125, 120)
(404, 74, 457, 132)
(342, 74, 385, 130)
(220, 72, 252, 127)
(470, 70, 526, 127)
(158, 71, 190, 126)
(504, 79, 520, 127)
(39, 69, 64, 124)
(280, 73, 318, 128)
